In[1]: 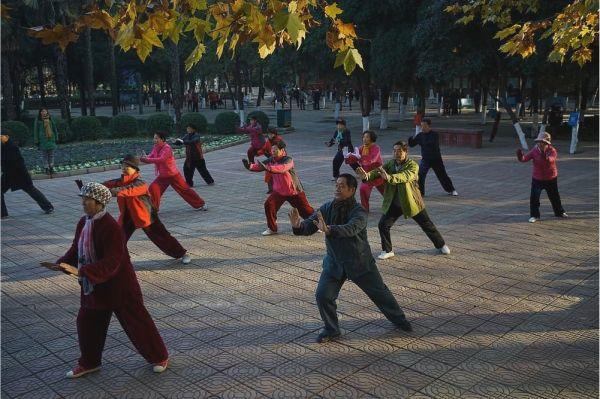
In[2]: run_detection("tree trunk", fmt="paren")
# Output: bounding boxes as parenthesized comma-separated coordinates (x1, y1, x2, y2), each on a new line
(1, 57, 18, 120)
(108, 35, 118, 116)
(137, 72, 144, 115)
(480, 85, 488, 125)
(489, 91, 528, 149)
(79, 81, 87, 116)
(356, 69, 371, 131)
(379, 85, 390, 129)
(84, 27, 95, 115)
(531, 78, 539, 137)
(48, 1, 71, 120)
(257, 64, 264, 107)
(36, 62, 46, 105)
(166, 40, 182, 123)
(234, 55, 245, 124)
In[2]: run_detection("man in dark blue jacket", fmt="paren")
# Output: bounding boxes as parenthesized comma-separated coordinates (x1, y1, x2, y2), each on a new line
(290, 173, 412, 343)
(408, 118, 458, 197)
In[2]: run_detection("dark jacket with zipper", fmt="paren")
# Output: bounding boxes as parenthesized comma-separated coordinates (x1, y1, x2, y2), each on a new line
(408, 131, 442, 160)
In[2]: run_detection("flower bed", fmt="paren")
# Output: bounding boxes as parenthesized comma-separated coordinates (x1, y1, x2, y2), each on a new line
(22, 135, 247, 175)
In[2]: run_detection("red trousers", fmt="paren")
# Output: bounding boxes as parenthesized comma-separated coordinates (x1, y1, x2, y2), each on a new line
(247, 146, 265, 163)
(148, 173, 204, 210)
(265, 191, 314, 232)
(360, 183, 385, 212)
(76, 302, 168, 368)
(122, 217, 186, 259)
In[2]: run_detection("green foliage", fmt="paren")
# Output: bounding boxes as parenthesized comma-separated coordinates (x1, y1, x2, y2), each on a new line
(180, 113, 208, 134)
(54, 118, 75, 143)
(109, 115, 139, 138)
(97, 116, 112, 127)
(145, 113, 174, 135)
(70, 116, 103, 141)
(214, 112, 240, 135)
(2, 121, 30, 147)
(247, 111, 269, 132)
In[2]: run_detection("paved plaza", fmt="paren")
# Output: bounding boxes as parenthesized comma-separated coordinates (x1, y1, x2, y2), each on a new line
(1, 110, 598, 398)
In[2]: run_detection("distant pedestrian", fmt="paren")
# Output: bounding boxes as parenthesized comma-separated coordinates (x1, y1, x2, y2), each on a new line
(140, 132, 206, 211)
(1, 134, 54, 218)
(325, 119, 353, 180)
(41, 182, 169, 378)
(33, 108, 58, 175)
(408, 118, 458, 197)
(290, 173, 412, 343)
(357, 141, 451, 260)
(517, 132, 567, 223)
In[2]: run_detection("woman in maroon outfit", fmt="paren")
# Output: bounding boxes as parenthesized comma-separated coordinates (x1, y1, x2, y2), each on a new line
(42, 182, 169, 378)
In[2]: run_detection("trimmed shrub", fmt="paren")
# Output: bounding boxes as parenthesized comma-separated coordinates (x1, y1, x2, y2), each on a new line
(180, 113, 208, 134)
(146, 113, 173, 135)
(2, 121, 30, 146)
(247, 110, 269, 132)
(54, 118, 75, 143)
(214, 111, 240, 135)
(70, 116, 103, 141)
(136, 118, 147, 134)
(109, 114, 138, 138)
(97, 116, 111, 127)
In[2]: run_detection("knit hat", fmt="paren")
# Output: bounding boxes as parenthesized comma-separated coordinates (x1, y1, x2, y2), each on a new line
(534, 132, 552, 145)
(121, 154, 140, 171)
(79, 182, 112, 206)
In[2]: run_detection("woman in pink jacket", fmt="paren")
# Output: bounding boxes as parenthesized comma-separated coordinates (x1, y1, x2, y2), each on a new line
(140, 132, 206, 211)
(345, 131, 385, 212)
(242, 140, 314, 236)
(517, 132, 567, 223)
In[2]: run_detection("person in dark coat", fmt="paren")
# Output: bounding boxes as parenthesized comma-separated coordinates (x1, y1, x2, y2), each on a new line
(325, 119, 353, 180)
(408, 118, 458, 197)
(41, 182, 169, 378)
(173, 124, 215, 186)
(289, 173, 412, 343)
(1, 135, 54, 218)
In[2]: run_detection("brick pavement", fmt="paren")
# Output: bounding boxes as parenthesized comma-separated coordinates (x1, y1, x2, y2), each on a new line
(2, 111, 598, 398)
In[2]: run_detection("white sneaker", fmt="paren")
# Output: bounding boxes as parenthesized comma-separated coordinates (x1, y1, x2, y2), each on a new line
(439, 245, 451, 255)
(559, 212, 568, 218)
(450, 191, 459, 196)
(378, 251, 395, 260)
(197, 205, 208, 211)
(262, 229, 277, 236)
(181, 254, 191, 264)
(528, 217, 537, 223)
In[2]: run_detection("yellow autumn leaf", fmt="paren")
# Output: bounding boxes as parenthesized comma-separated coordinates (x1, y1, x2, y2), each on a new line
(141, 27, 164, 48)
(337, 22, 355, 38)
(324, 2, 342, 19)
(134, 38, 153, 62)
(116, 22, 135, 50)
(184, 43, 206, 71)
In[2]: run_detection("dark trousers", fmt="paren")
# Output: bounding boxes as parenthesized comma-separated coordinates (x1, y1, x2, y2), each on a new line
(122, 217, 186, 259)
(332, 151, 345, 178)
(530, 178, 565, 218)
(418, 158, 455, 195)
(1, 184, 53, 217)
(76, 302, 168, 369)
(183, 159, 214, 186)
(378, 206, 445, 252)
(316, 268, 407, 334)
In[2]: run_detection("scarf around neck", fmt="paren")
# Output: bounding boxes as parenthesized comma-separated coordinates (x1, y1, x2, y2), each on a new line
(77, 210, 106, 295)
(332, 196, 357, 225)
(43, 117, 53, 139)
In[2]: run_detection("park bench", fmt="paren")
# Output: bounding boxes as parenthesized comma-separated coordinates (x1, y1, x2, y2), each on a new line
(437, 128, 483, 148)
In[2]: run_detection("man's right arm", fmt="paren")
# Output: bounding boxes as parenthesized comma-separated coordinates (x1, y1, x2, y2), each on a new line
(292, 208, 320, 236)
(408, 135, 419, 147)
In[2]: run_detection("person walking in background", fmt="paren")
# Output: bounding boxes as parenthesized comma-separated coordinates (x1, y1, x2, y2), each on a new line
(99, 155, 192, 264)
(345, 131, 385, 212)
(289, 173, 412, 343)
(173, 123, 215, 187)
(140, 132, 206, 211)
(408, 118, 458, 197)
(153, 92, 162, 112)
(1, 134, 54, 218)
(41, 182, 169, 378)
(517, 132, 567, 223)
(325, 119, 353, 181)
(357, 141, 450, 260)
(243, 140, 314, 236)
(33, 108, 58, 175)
(237, 115, 265, 163)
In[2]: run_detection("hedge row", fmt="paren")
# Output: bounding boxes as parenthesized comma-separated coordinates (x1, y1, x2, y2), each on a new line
(2, 111, 267, 146)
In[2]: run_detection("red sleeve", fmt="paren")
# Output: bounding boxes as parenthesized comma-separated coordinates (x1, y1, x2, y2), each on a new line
(102, 179, 119, 189)
(267, 158, 293, 174)
(249, 162, 266, 172)
(115, 180, 149, 198)
(78, 221, 125, 285)
(520, 148, 535, 162)
(144, 145, 172, 164)
(57, 218, 85, 266)
(545, 147, 557, 162)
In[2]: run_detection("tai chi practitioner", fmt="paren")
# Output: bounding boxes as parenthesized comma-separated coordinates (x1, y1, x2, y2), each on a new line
(173, 123, 215, 187)
(290, 173, 412, 343)
(357, 141, 450, 260)
(41, 182, 169, 378)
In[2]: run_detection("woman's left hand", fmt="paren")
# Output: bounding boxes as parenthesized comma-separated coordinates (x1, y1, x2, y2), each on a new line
(59, 263, 79, 276)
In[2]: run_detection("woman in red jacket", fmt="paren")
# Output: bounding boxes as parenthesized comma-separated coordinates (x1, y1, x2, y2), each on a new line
(102, 155, 191, 264)
(140, 132, 206, 211)
(41, 182, 169, 378)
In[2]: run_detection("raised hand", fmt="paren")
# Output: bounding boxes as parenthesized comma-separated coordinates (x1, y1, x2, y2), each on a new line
(288, 208, 302, 228)
(313, 210, 330, 235)
(355, 167, 368, 180)
(378, 166, 390, 181)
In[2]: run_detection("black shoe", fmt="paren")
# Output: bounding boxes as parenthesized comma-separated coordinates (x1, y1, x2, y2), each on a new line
(316, 330, 340, 343)
(44, 208, 54, 215)
(396, 320, 413, 332)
